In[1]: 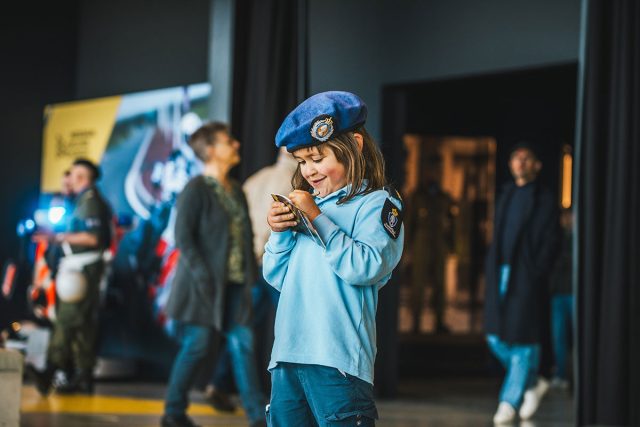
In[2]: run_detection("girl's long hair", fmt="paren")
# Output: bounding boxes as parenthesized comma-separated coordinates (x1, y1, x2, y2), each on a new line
(291, 126, 386, 204)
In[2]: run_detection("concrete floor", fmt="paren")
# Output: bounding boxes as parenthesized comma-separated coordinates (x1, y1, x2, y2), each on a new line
(19, 377, 574, 426)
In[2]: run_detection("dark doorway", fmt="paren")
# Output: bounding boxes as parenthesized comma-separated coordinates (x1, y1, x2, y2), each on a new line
(380, 62, 577, 378)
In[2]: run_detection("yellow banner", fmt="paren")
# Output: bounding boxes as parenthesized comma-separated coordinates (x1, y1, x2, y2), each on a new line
(41, 96, 121, 192)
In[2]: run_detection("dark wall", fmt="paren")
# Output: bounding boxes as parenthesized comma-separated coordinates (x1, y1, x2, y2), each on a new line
(0, 4, 79, 324)
(0, 4, 79, 268)
(309, 0, 582, 141)
(76, 0, 210, 99)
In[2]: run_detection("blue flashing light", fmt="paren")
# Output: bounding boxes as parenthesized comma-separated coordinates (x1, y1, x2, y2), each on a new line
(16, 218, 35, 237)
(48, 207, 66, 225)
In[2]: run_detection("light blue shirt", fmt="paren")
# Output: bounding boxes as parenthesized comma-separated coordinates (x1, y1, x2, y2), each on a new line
(263, 185, 404, 384)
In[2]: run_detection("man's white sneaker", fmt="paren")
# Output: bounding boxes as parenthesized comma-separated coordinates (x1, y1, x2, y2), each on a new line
(519, 377, 550, 419)
(493, 401, 516, 424)
(534, 377, 550, 397)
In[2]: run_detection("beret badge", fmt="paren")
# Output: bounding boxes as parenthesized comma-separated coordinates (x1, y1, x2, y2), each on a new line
(310, 116, 334, 142)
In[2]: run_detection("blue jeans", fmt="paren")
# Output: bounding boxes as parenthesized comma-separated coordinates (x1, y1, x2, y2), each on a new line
(211, 274, 279, 392)
(165, 286, 266, 423)
(165, 322, 216, 416)
(267, 363, 378, 427)
(226, 323, 266, 422)
(486, 335, 540, 409)
(551, 294, 574, 380)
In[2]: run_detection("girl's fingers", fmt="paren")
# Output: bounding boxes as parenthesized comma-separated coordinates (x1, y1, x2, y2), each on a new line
(268, 213, 296, 227)
(271, 205, 290, 215)
(270, 211, 295, 220)
(271, 202, 291, 212)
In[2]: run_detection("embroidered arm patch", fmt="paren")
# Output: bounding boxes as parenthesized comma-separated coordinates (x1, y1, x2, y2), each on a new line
(381, 199, 402, 239)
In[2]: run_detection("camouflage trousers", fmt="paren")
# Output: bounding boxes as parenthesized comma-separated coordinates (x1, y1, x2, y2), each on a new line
(47, 260, 103, 372)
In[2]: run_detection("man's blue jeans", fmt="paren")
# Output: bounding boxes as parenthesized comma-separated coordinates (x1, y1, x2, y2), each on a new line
(267, 363, 378, 427)
(486, 334, 540, 409)
(551, 294, 574, 380)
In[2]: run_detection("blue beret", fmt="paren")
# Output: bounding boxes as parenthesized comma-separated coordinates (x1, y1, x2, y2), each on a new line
(275, 91, 368, 152)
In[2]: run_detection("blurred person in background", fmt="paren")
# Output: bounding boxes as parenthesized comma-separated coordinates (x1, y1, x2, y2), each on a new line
(161, 122, 265, 427)
(203, 146, 296, 411)
(27, 158, 113, 395)
(483, 142, 559, 424)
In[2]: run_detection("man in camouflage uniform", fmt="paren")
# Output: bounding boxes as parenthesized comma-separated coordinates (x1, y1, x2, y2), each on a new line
(28, 158, 112, 395)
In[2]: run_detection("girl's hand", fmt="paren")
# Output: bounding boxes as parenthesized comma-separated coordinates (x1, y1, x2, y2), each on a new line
(288, 190, 322, 221)
(267, 202, 297, 232)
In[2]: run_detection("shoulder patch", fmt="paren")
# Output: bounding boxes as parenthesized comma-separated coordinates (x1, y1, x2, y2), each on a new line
(381, 198, 403, 239)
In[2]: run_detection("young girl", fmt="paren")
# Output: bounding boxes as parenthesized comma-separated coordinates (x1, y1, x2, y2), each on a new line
(263, 91, 404, 426)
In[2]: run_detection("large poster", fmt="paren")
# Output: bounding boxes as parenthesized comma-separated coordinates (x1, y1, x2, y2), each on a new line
(41, 96, 121, 193)
(42, 84, 209, 214)
(36, 83, 211, 374)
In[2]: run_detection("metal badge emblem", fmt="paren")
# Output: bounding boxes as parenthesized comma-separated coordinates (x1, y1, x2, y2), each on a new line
(310, 116, 334, 142)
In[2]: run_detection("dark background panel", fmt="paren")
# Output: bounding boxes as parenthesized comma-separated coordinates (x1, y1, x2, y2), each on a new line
(0, 4, 79, 325)
(382, 63, 578, 198)
(75, 0, 210, 99)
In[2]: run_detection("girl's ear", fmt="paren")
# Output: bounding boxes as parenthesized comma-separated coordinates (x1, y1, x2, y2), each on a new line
(353, 132, 364, 153)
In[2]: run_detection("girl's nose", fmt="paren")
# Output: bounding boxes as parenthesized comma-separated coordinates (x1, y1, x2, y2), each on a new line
(302, 170, 315, 181)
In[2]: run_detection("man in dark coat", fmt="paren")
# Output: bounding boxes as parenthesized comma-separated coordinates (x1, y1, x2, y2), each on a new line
(483, 142, 559, 424)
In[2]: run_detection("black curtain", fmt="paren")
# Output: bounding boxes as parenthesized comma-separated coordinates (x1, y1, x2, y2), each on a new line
(231, 0, 305, 180)
(576, 0, 640, 425)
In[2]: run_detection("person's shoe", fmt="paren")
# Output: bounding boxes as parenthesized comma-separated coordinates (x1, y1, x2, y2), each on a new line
(519, 377, 549, 420)
(518, 389, 539, 420)
(249, 420, 267, 427)
(535, 377, 550, 397)
(160, 414, 201, 427)
(204, 389, 236, 413)
(492, 401, 516, 424)
(52, 370, 72, 389)
(56, 370, 94, 394)
(25, 364, 55, 397)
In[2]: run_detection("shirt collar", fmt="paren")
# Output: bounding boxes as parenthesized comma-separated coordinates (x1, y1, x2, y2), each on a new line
(315, 180, 367, 205)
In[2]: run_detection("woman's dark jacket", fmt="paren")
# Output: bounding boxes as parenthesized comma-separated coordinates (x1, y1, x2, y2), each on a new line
(483, 180, 559, 344)
(165, 175, 257, 330)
